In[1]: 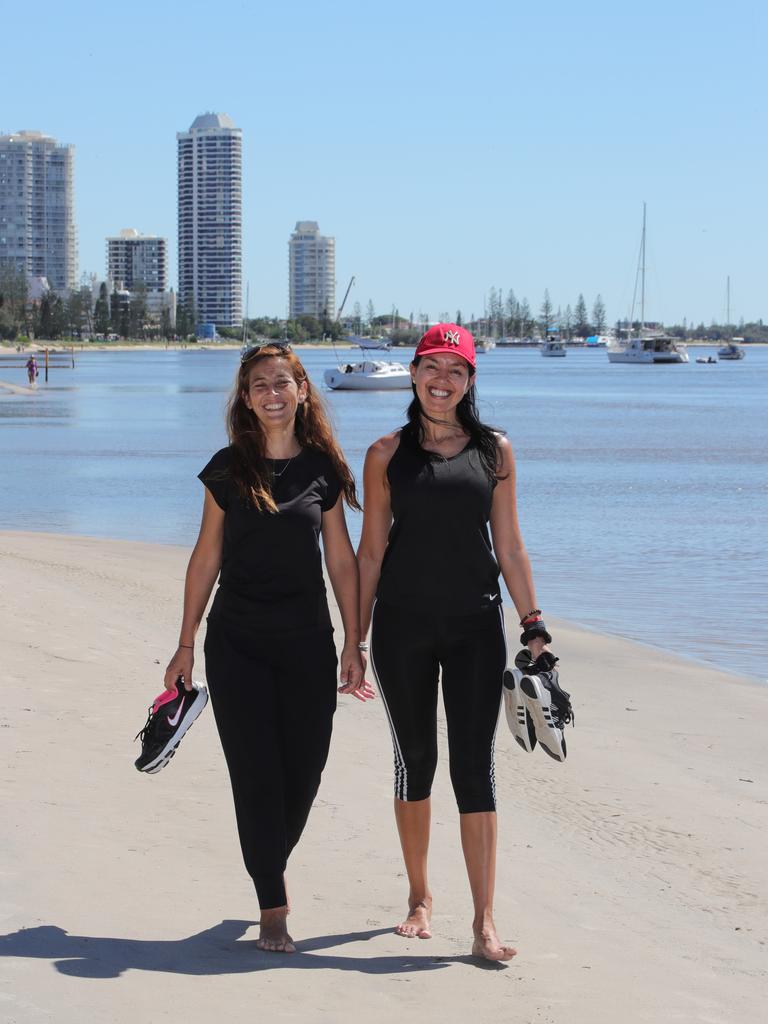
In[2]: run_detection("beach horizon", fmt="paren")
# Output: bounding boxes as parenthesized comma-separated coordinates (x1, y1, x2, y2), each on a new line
(1, 529, 765, 1022)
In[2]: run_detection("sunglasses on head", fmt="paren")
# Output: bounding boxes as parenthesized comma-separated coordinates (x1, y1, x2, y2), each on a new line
(241, 340, 292, 364)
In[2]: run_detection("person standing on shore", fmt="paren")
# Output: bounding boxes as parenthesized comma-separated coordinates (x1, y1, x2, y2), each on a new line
(357, 324, 550, 962)
(164, 344, 372, 953)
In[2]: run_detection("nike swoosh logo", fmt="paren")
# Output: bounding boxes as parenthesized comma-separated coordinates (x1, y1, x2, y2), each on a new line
(167, 697, 186, 728)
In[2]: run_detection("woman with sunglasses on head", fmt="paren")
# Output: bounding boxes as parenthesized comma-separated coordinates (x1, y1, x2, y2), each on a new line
(357, 324, 549, 962)
(164, 344, 373, 954)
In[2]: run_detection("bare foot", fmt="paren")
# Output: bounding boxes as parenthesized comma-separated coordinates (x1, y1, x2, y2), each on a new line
(472, 923, 517, 962)
(256, 907, 295, 953)
(395, 897, 432, 939)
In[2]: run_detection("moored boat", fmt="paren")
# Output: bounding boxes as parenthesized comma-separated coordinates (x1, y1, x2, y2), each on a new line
(718, 339, 745, 360)
(541, 337, 566, 357)
(608, 204, 688, 365)
(324, 360, 412, 390)
(608, 334, 689, 364)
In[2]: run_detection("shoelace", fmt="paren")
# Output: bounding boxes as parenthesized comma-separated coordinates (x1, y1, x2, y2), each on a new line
(134, 705, 155, 744)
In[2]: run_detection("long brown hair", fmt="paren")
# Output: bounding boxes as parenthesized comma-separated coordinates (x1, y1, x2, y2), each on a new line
(226, 345, 361, 513)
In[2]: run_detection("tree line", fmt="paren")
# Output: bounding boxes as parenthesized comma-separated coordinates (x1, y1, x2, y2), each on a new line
(0, 266, 181, 341)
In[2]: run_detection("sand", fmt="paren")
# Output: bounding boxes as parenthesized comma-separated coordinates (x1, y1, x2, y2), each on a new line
(0, 530, 765, 1023)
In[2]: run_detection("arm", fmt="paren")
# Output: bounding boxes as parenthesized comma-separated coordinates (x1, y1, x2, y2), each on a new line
(489, 436, 546, 656)
(321, 498, 372, 701)
(163, 487, 224, 691)
(356, 435, 396, 639)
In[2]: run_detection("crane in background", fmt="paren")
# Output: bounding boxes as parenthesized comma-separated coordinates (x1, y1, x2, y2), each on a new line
(336, 276, 356, 321)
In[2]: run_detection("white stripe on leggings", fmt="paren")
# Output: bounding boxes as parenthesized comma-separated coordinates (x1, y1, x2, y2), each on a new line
(490, 605, 509, 807)
(369, 599, 408, 801)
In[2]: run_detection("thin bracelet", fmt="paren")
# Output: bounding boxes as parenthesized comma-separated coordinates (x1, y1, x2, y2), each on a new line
(178, 643, 194, 649)
(520, 609, 542, 625)
(357, 642, 369, 652)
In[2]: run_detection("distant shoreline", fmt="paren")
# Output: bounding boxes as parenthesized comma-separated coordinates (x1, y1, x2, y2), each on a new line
(2, 340, 766, 353)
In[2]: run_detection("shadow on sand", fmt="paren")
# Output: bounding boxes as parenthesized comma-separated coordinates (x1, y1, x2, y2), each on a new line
(0, 920, 504, 978)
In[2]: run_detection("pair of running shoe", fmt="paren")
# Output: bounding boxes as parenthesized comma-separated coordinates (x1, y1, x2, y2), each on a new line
(134, 679, 208, 774)
(503, 649, 574, 762)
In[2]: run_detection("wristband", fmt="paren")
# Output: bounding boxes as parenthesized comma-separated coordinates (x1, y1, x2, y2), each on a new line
(178, 643, 194, 649)
(520, 620, 552, 646)
(357, 642, 369, 652)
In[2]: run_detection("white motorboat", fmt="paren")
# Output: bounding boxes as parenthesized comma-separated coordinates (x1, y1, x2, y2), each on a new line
(609, 204, 688, 365)
(717, 340, 745, 360)
(541, 338, 566, 357)
(351, 335, 391, 351)
(324, 360, 412, 391)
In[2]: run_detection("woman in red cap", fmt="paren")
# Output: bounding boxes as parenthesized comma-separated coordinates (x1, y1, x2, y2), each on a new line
(357, 323, 549, 961)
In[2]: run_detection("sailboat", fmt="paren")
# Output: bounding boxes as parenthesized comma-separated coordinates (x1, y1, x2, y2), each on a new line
(607, 205, 689, 364)
(718, 277, 746, 360)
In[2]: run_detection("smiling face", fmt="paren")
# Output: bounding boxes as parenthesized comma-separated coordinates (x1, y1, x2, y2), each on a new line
(243, 356, 307, 431)
(411, 353, 473, 417)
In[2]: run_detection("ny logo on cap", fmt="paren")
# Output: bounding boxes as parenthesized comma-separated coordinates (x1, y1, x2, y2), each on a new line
(444, 330, 461, 346)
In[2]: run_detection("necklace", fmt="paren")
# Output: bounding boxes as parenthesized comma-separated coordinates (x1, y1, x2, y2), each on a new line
(271, 456, 294, 479)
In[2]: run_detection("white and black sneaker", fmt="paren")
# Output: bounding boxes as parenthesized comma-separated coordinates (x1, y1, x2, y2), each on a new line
(514, 649, 574, 763)
(134, 679, 208, 774)
(503, 668, 537, 752)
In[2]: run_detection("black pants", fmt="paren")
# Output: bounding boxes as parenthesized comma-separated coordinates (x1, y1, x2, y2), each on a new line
(370, 600, 507, 814)
(204, 619, 338, 909)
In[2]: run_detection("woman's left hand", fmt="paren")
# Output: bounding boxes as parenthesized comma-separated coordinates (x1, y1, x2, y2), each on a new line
(337, 645, 376, 701)
(526, 636, 548, 660)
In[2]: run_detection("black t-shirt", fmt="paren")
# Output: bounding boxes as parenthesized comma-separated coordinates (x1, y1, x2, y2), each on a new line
(199, 445, 342, 633)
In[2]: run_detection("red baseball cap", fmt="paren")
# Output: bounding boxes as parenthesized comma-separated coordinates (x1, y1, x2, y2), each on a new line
(414, 323, 476, 369)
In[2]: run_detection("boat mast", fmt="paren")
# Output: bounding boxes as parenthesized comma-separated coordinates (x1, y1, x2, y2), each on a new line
(640, 201, 646, 333)
(726, 275, 730, 333)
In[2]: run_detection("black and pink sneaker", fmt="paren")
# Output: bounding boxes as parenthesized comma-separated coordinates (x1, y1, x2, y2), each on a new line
(134, 679, 208, 774)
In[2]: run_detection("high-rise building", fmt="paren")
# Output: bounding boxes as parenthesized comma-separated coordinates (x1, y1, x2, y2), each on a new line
(177, 113, 242, 330)
(288, 221, 336, 320)
(0, 130, 77, 292)
(106, 228, 173, 326)
(107, 228, 167, 293)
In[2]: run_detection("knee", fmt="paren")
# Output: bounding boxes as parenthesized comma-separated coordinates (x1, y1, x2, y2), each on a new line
(449, 759, 496, 814)
(396, 743, 437, 802)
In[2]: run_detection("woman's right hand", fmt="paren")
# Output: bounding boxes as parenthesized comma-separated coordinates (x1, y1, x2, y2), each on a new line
(164, 646, 194, 691)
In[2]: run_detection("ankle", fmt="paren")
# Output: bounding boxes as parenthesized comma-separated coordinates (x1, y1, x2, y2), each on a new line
(473, 909, 495, 933)
(408, 892, 432, 911)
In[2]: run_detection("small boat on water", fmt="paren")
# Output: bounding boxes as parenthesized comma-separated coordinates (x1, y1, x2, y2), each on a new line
(717, 339, 745, 360)
(324, 360, 412, 391)
(541, 337, 566, 357)
(351, 335, 391, 351)
(696, 355, 718, 364)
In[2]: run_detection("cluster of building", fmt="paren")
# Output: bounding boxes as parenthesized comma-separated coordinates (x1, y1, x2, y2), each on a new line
(0, 115, 337, 336)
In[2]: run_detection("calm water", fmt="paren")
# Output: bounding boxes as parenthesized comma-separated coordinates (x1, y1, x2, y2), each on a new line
(1, 346, 766, 681)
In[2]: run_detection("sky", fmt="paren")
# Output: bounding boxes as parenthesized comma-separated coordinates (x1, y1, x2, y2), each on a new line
(3, 0, 766, 326)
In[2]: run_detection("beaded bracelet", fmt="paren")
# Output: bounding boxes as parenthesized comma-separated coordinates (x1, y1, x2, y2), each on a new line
(519, 609, 542, 626)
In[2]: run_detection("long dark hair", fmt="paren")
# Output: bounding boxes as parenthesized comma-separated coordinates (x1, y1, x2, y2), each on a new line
(401, 355, 506, 482)
(226, 345, 361, 513)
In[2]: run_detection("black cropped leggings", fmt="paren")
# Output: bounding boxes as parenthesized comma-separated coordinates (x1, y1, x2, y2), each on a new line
(370, 600, 507, 814)
(204, 619, 337, 909)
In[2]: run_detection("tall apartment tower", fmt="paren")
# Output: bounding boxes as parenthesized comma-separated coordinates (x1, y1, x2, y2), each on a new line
(288, 221, 336, 320)
(0, 130, 77, 292)
(177, 113, 242, 329)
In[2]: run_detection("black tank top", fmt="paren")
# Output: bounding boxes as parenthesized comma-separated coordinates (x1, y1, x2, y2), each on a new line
(377, 433, 501, 614)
